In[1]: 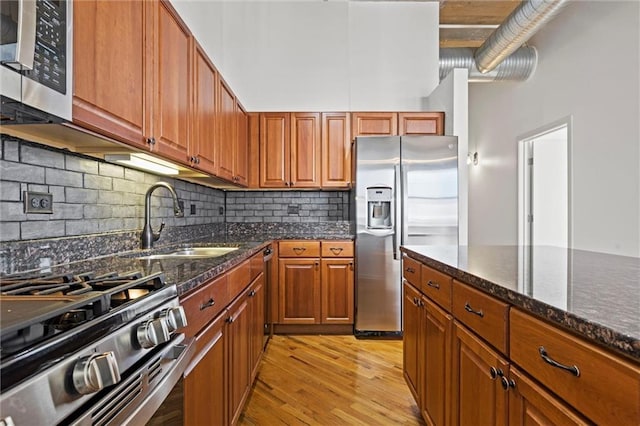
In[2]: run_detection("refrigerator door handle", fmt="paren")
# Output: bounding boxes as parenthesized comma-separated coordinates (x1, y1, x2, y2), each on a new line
(393, 163, 402, 260)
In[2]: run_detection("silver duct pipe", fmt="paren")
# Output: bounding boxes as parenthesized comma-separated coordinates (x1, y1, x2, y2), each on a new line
(474, 0, 568, 73)
(440, 46, 538, 82)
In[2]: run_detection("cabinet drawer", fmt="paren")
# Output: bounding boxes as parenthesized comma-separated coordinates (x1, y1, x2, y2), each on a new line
(279, 241, 320, 257)
(228, 259, 251, 300)
(321, 241, 353, 257)
(402, 256, 421, 288)
(421, 265, 452, 311)
(181, 274, 229, 338)
(452, 281, 508, 354)
(510, 309, 640, 426)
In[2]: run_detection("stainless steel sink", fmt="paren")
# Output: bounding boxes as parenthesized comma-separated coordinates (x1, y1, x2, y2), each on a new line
(135, 247, 239, 260)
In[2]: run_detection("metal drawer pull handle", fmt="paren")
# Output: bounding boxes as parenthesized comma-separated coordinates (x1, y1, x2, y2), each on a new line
(539, 347, 580, 377)
(200, 298, 215, 310)
(293, 247, 306, 255)
(329, 247, 343, 255)
(464, 302, 484, 317)
(405, 267, 416, 273)
(427, 280, 440, 289)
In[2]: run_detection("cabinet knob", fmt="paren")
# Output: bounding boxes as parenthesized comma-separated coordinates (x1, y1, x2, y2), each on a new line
(489, 366, 498, 379)
(147, 137, 156, 146)
(426, 280, 440, 289)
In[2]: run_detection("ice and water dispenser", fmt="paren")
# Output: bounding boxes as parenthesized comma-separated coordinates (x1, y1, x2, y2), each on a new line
(366, 186, 392, 229)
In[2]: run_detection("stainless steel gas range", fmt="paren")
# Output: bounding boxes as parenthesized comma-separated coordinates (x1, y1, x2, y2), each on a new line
(0, 269, 195, 426)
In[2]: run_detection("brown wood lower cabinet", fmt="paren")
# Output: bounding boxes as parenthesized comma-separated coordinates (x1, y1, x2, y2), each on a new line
(508, 367, 589, 426)
(452, 321, 508, 426)
(184, 312, 226, 425)
(276, 240, 354, 327)
(402, 251, 640, 426)
(180, 253, 266, 426)
(422, 297, 452, 426)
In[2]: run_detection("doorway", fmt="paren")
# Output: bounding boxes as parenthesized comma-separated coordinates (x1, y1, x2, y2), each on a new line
(517, 117, 572, 304)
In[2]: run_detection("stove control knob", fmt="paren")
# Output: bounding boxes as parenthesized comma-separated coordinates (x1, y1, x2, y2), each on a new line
(137, 318, 170, 348)
(72, 352, 121, 395)
(161, 306, 188, 332)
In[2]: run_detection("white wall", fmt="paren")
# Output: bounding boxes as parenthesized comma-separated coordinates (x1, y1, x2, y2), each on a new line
(170, 0, 439, 111)
(468, 0, 640, 257)
(425, 68, 469, 245)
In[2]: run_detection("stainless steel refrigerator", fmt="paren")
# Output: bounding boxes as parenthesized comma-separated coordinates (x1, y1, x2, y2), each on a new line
(353, 136, 458, 336)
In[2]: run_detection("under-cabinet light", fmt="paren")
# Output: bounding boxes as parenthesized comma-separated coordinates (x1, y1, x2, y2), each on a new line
(104, 153, 180, 175)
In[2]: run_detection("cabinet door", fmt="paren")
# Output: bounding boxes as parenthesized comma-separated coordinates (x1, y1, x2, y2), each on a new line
(235, 103, 249, 187)
(509, 367, 589, 426)
(73, 0, 150, 149)
(452, 322, 508, 426)
(152, 0, 191, 165)
(191, 42, 217, 175)
(278, 258, 321, 324)
(351, 112, 398, 137)
(321, 113, 351, 188)
(320, 258, 354, 324)
(184, 312, 227, 426)
(216, 78, 236, 182)
(260, 113, 290, 188)
(398, 112, 444, 136)
(290, 113, 321, 188)
(227, 291, 252, 425)
(403, 282, 422, 404)
(249, 274, 265, 379)
(422, 297, 453, 426)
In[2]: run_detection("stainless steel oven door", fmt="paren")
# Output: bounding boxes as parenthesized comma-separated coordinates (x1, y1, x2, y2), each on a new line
(69, 334, 195, 426)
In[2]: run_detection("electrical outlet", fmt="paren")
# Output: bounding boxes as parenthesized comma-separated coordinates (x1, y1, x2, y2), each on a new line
(190, 204, 196, 215)
(219, 206, 224, 215)
(24, 191, 53, 214)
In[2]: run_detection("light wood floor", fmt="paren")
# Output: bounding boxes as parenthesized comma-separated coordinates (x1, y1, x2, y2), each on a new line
(239, 335, 425, 425)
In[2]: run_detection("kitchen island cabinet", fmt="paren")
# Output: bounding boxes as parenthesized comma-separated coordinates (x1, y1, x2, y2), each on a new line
(401, 245, 640, 426)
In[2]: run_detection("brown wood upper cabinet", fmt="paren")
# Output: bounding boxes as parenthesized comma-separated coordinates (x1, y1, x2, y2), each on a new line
(259, 112, 350, 189)
(74, 0, 192, 166)
(259, 113, 321, 188)
(351, 112, 445, 139)
(191, 40, 218, 176)
(321, 113, 351, 188)
(73, 0, 151, 149)
(151, 1, 192, 165)
(74, 0, 250, 187)
(399, 112, 444, 136)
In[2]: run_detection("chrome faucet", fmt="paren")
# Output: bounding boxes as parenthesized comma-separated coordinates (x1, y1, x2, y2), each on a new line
(141, 182, 184, 249)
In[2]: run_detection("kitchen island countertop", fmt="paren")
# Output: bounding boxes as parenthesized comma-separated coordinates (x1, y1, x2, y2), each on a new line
(401, 245, 640, 362)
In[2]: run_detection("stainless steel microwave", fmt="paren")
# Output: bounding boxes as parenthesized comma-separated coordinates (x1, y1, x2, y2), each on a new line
(0, 0, 72, 121)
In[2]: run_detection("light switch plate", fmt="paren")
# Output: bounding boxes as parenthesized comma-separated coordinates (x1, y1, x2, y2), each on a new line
(24, 191, 53, 214)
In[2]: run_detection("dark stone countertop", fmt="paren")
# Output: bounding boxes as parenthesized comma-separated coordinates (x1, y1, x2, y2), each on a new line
(5, 232, 354, 299)
(401, 245, 640, 362)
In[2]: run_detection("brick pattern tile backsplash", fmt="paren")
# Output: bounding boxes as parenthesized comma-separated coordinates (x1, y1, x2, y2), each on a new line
(0, 138, 352, 242)
(0, 137, 225, 242)
(225, 191, 350, 223)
